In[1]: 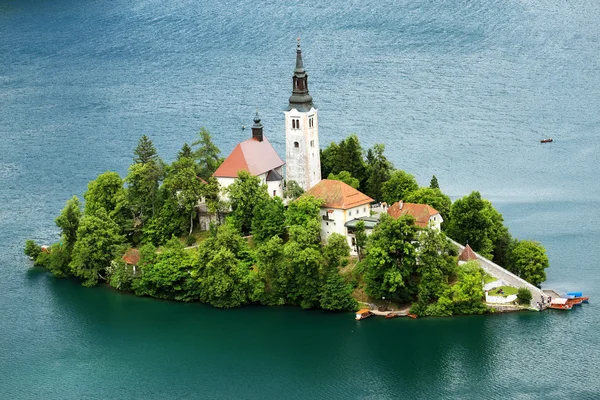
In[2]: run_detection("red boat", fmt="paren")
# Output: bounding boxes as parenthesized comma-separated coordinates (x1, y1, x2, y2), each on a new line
(540, 138, 553, 143)
(548, 298, 573, 310)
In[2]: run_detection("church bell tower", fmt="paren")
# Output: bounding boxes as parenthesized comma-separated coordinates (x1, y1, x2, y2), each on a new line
(284, 39, 321, 191)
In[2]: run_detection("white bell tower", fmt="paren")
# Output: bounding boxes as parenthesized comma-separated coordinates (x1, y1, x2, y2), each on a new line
(285, 39, 321, 192)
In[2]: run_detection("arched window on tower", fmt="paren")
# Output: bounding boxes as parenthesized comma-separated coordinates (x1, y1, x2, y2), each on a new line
(294, 141, 299, 148)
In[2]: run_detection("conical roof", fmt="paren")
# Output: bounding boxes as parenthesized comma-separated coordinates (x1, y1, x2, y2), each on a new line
(458, 244, 478, 262)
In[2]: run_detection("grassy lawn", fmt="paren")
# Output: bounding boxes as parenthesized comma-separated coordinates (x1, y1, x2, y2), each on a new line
(488, 286, 518, 297)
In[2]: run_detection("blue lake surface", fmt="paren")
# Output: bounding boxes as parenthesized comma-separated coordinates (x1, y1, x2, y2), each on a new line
(1, 0, 600, 398)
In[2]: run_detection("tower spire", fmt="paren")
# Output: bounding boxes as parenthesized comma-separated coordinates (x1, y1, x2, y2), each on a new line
(251, 109, 263, 142)
(288, 38, 313, 112)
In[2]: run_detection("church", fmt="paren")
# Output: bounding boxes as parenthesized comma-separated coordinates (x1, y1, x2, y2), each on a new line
(213, 39, 322, 195)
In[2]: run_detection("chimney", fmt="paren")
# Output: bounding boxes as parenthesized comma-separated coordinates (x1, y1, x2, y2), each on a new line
(251, 110, 263, 142)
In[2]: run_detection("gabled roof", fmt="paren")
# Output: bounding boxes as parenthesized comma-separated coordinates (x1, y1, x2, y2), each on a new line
(387, 202, 441, 228)
(213, 135, 285, 178)
(301, 179, 373, 209)
(458, 244, 477, 262)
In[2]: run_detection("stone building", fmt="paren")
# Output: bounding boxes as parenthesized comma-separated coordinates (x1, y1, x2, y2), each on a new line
(284, 39, 321, 191)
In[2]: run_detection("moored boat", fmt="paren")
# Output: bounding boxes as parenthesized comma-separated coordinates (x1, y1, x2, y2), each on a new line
(549, 298, 573, 310)
(355, 309, 373, 320)
(385, 312, 399, 319)
(566, 292, 589, 305)
(407, 314, 418, 319)
(540, 138, 553, 143)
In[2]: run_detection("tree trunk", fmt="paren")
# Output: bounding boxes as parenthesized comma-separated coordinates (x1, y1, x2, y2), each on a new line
(189, 211, 194, 235)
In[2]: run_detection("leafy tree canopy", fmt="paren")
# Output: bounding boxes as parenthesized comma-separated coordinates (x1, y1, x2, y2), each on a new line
(508, 240, 549, 286)
(84, 171, 123, 217)
(286, 196, 323, 228)
(364, 143, 393, 201)
(69, 208, 126, 287)
(327, 170, 359, 189)
(251, 196, 286, 243)
(381, 170, 419, 205)
(55, 195, 82, 250)
(283, 180, 304, 200)
(192, 128, 222, 180)
(227, 171, 269, 235)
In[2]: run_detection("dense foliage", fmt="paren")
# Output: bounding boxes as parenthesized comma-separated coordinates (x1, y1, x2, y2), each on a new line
(26, 132, 550, 316)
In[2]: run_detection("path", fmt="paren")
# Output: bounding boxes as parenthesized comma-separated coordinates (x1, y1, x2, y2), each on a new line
(449, 239, 547, 309)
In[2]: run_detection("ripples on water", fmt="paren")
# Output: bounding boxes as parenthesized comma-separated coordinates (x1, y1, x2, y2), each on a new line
(1, 0, 600, 398)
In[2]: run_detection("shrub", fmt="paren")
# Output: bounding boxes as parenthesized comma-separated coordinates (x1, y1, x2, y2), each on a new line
(24, 240, 42, 260)
(517, 288, 532, 305)
(185, 235, 196, 246)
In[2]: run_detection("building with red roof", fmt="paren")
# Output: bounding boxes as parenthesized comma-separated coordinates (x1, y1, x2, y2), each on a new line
(301, 179, 373, 254)
(387, 201, 443, 230)
(213, 112, 285, 199)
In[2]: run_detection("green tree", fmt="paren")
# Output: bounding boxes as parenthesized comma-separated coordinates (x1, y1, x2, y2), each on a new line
(430, 175, 439, 189)
(55, 196, 82, 250)
(333, 135, 367, 185)
(320, 142, 339, 179)
(286, 196, 323, 227)
(134, 134, 159, 165)
(327, 170, 360, 189)
(283, 180, 304, 200)
(69, 209, 125, 287)
(83, 171, 123, 217)
(364, 214, 418, 303)
(125, 161, 162, 222)
(192, 224, 257, 308)
(192, 128, 222, 180)
(508, 240, 549, 286)
(446, 191, 504, 259)
(405, 187, 451, 228)
(364, 144, 393, 201)
(178, 143, 193, 160)
(251, 196, 286, 243)
(132, 237, 198, 301)
(256, 236, 288, 305)
(163, 157, 204, 234)
(227, 171, 269, 235)
(34, 243, 72, 278)
(24, 240, 42, 260)
(517, 287, 533, 305)
(381, 170, 419, 205)
(354, 220, 367, 261)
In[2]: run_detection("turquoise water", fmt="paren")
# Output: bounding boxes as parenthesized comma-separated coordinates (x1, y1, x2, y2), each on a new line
(2, 0, 600, 398)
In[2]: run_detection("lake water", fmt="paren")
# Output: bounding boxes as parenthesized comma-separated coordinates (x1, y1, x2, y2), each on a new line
(1, 0, 600, 398)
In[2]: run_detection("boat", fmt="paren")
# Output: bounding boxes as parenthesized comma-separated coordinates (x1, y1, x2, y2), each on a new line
(540, 138, 553, 143)
(355, 309, 373, 320)
(548, 298, 573, 310)
(407, 314, 418, 319)
(566, 292, 589, 305)
(385, 312, 399, 319)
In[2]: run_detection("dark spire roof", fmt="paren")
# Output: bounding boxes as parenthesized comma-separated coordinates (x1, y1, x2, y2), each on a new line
(251, 110, 264, 142)
(287, 38, 314, 112)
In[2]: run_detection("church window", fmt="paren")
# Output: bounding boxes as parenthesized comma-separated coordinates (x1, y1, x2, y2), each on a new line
(294, 141, 299, 148)
(310, 140, 314, 147)
(291, 119, 300, 129)
(273, 190, 276, 196)
(309, 117, 314, 128)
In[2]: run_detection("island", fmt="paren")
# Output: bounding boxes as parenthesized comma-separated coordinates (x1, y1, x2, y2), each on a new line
(24, 41, 551, 317)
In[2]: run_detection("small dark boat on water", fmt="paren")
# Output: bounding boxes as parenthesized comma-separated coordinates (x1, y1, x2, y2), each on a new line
(540, 138, 553, 143)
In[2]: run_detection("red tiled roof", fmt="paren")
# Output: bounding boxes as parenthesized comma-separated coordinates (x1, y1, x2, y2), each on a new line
(213, 135, 284, 178)
(122, 248, 140, 265)
(387, 202, 440, 227)
(458, 244, 478, 262)
(301, 179, 373, 209)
